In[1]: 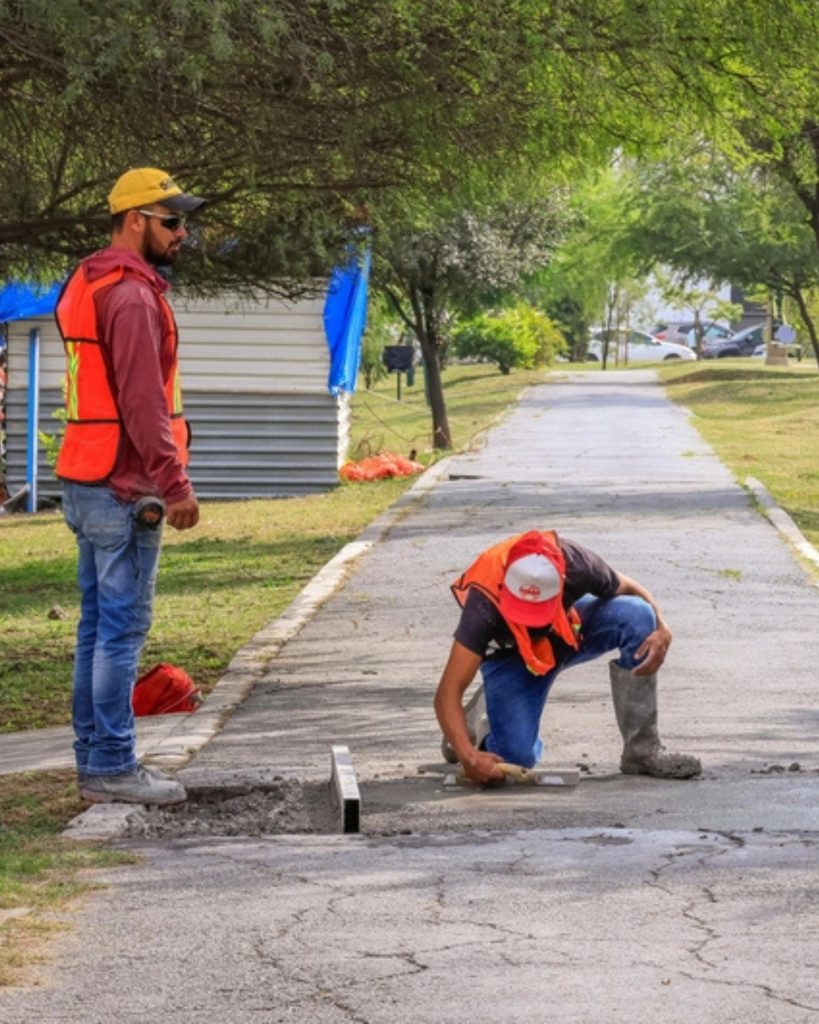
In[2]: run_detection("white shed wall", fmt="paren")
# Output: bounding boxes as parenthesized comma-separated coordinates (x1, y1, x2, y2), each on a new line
(6, 291, 331, 396)
(3, 289, 352, 501)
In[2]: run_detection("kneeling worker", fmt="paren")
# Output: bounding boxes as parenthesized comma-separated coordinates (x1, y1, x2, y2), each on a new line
(435, 530, 701, 784)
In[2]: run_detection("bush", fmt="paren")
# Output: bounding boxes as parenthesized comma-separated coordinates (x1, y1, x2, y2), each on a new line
(453, 303, 567, 374)
(360, 295, 406, 389)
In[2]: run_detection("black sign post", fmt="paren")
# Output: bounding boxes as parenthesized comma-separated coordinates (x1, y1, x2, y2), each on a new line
(382, 345, 415, 401)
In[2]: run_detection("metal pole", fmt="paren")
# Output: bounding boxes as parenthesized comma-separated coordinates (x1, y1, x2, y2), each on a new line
(26, 327, 40, 513)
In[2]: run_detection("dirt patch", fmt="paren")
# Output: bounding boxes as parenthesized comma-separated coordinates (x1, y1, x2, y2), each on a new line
(123, 778, 338, 839)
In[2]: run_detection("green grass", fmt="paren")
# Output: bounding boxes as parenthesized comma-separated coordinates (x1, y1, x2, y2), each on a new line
(3, 355, 818, 980)
(658, 358, 819, 549)
(0, 771, 135, 986)
(348, 363, 550, 458)
(0, 362, 549, 734)
(12, 354, 818, 978)
(0, 360, 548, 982)
(0, 482, 411, 732)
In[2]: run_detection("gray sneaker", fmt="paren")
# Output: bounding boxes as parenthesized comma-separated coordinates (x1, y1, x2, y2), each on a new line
(78, 763, 169, 781)
(77, 764, 172, 792)
(80, 766, 187, 806)
(441, 684, 490, 764)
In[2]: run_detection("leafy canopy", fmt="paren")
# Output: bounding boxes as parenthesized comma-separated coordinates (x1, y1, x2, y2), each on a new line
(5, 0, 815, 287)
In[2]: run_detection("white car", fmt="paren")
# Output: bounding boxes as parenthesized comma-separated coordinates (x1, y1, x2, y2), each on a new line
(587, 330, 696, 364)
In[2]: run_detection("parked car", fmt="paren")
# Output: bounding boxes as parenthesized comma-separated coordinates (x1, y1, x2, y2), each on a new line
(702, 323, 765, 358)
(655, 321, 733, 347)
(587, 330, 696, 363)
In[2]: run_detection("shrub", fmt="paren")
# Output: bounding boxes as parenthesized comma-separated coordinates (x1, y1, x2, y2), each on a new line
(453, 303, 567, 374)
(360, 295, 406, 389)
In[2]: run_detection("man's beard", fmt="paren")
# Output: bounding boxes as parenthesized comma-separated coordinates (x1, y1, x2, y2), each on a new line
(142, 227, 180, 268)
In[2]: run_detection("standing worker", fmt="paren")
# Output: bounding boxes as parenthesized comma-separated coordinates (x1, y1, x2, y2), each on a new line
(435, 530, 701, 784)
(56, 168, 205, 805)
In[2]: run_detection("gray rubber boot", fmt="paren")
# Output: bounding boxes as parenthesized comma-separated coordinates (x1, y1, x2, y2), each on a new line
(608, 661, 701, 779)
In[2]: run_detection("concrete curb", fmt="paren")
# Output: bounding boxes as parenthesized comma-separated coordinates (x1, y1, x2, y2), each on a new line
(141, 455, 452, 773)
(62, 456, 452, 840)
(744, 475, 819, 577)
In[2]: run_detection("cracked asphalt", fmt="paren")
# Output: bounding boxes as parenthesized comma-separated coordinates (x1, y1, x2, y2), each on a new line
(3, 370, 819, 1023)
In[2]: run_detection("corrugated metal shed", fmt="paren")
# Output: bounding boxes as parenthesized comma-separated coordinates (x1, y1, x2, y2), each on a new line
(4, 291, 350, 501)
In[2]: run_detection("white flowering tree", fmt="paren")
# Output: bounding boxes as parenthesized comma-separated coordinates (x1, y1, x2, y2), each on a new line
(373, 194, 566, 449)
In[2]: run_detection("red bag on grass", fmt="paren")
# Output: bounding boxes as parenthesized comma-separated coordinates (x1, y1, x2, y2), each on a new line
(132, 663, 202, 716)
(339, 451, 424, 482)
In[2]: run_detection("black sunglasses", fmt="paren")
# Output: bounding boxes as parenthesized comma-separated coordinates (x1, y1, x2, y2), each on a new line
(137, 209, 186, 232)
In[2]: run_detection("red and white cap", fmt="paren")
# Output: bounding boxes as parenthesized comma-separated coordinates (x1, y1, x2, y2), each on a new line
(499, 533, 563, 627)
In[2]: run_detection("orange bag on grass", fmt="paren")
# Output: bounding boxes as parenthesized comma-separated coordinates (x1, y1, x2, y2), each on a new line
(339, 451, 424, 482)
(132, 663, 202, 716)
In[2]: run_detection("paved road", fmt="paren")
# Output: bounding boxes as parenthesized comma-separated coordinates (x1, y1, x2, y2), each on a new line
(3, 370, 818, 1023)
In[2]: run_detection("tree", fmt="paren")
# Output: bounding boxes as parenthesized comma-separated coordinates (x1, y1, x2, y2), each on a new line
(373, 189, 566, 448)
(0, 0, 626, 284)
(359, 296, 400, 390)
(621, 151, 819, 364)
(653, 272, 740, 358)
(4, 0, 814, 288)
(530, 166, 647, 366)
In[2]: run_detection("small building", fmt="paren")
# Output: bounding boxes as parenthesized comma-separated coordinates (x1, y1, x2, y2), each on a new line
(2, 265, 366, 504)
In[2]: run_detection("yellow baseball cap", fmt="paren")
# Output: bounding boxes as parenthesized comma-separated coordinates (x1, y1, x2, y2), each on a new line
(108, 167, 206, 215)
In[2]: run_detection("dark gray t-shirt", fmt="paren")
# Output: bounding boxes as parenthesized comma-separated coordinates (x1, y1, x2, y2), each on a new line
(453, 536, 620, 662)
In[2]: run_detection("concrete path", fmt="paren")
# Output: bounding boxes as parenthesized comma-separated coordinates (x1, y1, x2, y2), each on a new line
(0, 715, 194, 776)
(2, 370, 819, 1023)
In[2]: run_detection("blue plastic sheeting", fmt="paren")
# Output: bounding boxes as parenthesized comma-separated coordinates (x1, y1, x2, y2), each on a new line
(0, 281, 61, 323)
(323, 250, 370, 395)
(2, 263, 370, 396)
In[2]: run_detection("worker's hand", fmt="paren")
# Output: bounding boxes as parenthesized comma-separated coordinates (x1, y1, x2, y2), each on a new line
(460, 748, 505, 784)
(166, 495, 199, 531)
(633, 624, 672, 676)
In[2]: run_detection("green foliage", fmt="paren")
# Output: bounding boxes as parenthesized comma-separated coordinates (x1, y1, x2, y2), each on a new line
(0, 0, 640, 287)
(540, 295, 591, 363)
(7, 0, 818, 289)
(0, 363, 547, 733)
(359, 295, 402, 390)
(374, 182, 568, 445)
(38, 408, 67, 468)
(453, 303, 566, 375)
(619, 148, 819, 361)
(529, 167, 649, 359)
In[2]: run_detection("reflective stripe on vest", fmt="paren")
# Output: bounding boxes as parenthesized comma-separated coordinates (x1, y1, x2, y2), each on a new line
(451, 531, 580, 676)
(54, 262, 189, 484)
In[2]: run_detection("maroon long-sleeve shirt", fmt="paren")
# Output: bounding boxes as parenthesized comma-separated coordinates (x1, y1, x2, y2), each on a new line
(83, 247, 192, 505)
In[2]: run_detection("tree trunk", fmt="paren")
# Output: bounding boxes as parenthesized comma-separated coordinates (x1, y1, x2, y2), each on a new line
(398, 284, 453, 450)
(602, 284, 617, 370)
(417, 332, 452, 449)
(792, 285, 819, 368)
(693, 309, 704, 359)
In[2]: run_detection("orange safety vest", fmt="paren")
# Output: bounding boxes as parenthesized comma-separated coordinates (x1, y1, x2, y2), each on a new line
(54, 262, 189, 484)
(451, 531, 580, 676)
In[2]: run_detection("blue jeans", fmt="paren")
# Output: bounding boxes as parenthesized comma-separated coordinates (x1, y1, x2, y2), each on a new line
(63, 482, 162, 776)
(481, 595, 656, 768)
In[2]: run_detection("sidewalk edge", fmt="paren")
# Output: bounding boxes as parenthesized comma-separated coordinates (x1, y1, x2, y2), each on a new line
(744, 475, 819, 579)
(61, 457, 452, 839)
(142, 455, 453, 772)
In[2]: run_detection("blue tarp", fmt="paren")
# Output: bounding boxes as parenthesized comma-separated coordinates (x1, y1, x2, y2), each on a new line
(2, 260, 370, 396)
(323, 250, 370, 395)
(0, 281, 61, 323)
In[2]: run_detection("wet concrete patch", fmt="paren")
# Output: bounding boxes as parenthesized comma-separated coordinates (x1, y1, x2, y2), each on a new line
(122, 769, 591, 841)
(125, 770, 337, 839)
(120, 764, 819, 842)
